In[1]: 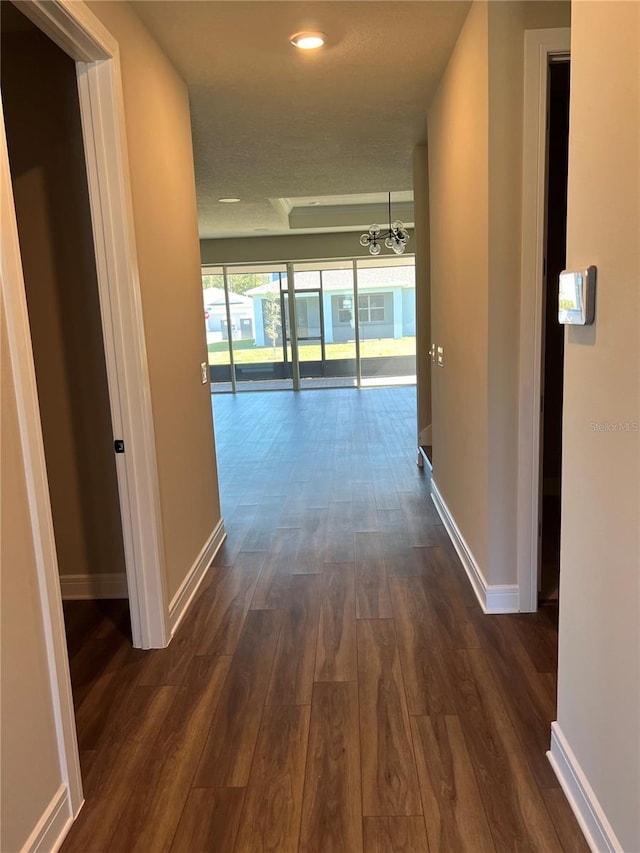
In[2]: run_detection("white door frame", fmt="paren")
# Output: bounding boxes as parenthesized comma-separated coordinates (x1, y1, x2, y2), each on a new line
(517, 27, 571, 612)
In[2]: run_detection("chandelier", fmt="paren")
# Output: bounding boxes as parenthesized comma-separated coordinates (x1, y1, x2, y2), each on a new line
(359, 192, 410, 256)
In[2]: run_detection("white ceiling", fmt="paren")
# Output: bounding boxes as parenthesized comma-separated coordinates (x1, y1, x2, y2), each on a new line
(132, 1, 470, 239)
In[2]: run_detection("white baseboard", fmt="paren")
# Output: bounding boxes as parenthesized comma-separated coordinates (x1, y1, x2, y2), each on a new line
(484, 584, 519, 613)
(431, 479, 519, 614)
(169, 519, 226, 636)
(20, 783, 74, 853)
(418, 445, 432, 471)
(547, 722, 622, 852)
(59, 572, 128, 600)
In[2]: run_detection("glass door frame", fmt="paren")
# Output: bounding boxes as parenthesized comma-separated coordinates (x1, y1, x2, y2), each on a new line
(352, 259, 362, 388)
(288, 261, 360, 389)
(285, 262, 300, 389)
(211, 264, 291, 392)
(222, 265, 236, 393)
(282, 286, 327, 382)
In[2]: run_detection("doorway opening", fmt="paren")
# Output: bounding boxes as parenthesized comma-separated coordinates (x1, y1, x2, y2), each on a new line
(538, 59, 570, 603)
(517, 28, 571, 612)
(1, 0, 131, 749)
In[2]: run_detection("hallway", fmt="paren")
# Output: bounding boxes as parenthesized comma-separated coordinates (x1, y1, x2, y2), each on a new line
(61, 387, 587, 851)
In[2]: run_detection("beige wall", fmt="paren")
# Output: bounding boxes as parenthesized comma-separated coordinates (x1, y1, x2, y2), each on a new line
(522, 0, 571, 30)
(428, 0, 570, 585)
(87, 2, 221, 599)
(486, 1, 527, 583)
(1, 300, 63, 852)
(413, 145, 431, 445)
(558, 2, 639, 848)
(201, 229, 415, 266)
(2, 15, 126, 583)
(428, 0, 490, 573)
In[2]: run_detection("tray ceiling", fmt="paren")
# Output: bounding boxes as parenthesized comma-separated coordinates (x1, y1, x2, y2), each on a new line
(132, 1, 471, 238)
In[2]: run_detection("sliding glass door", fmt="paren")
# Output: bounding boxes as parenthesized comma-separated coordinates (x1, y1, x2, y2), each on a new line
(297, 262, 358, 388)
(202, 266, 233, 392)
(356, 257, 417, 386)
(230, 267, 291, 391)
(202, 257, 415, 392)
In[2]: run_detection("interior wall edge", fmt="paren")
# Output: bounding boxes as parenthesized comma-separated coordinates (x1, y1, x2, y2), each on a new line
(431, 478, 520, 614)
(413, 143, 432, 445)
(548, 722, 623, 853)
(169, 518, 227, 637)
(17, 783, 74, 853)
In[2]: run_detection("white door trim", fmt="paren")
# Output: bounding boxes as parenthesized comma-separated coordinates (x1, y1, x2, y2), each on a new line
(12, 0, 170, 648)
(517, 27, 571, 612)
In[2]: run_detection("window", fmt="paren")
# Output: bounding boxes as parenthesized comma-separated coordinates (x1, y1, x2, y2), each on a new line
(358, 293, 387, 323)
(337, 295, 353, 324)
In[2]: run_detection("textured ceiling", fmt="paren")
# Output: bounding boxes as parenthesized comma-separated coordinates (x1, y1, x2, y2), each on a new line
(132, 1, 471, 238)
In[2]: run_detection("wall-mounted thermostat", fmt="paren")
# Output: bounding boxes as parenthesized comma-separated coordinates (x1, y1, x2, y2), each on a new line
(558, 266, 596, 325)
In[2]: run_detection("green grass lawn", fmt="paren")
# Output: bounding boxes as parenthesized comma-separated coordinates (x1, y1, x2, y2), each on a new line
(207, 337, 416, 365)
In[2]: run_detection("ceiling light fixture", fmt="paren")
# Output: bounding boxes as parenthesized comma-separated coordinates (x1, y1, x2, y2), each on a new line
(218, 197, 240, 203)
(290, 31, 326, 50)
(359, 192, 410, 256)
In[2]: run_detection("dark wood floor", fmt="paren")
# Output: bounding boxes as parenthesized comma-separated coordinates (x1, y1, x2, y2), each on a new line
(61, 387, 587, 852)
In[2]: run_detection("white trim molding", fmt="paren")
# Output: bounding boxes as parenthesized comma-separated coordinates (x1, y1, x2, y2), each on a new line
(19, 784, 74, 853)
(517, 27, 571, 612)
(13, 0, 110, 61)
(59, 573, 128, 600)
(418, 445, 432, 471)
(76, 35, 169, 650)
(548, 723, 623, 852)
(431, 480, 519, 614)
(169, 520, 227, 636)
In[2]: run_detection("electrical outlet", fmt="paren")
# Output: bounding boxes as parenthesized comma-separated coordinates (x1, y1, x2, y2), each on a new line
(200, 362, 209, 384)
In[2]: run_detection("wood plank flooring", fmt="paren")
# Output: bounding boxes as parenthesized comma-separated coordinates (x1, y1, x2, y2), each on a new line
(60, 387, 588, 852)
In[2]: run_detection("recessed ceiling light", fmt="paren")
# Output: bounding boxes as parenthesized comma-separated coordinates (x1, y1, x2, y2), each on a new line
(218, 197, 240, 203)
(290, 31, 326, 50)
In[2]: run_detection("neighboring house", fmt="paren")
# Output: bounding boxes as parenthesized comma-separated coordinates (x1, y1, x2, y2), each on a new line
(247, 267, 416, 347)
(202, 286, 253, 340)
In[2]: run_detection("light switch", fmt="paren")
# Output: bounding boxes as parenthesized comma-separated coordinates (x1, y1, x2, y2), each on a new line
(558, 266, 596, 325)
(201, 362, 209, 384)
(437, 346, 444, 367)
